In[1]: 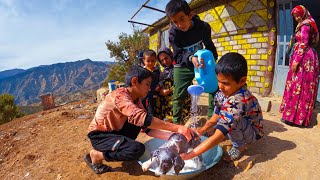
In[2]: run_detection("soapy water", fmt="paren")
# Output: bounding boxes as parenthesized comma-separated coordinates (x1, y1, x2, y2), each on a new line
(139, 137, 223, 177)
(183, 88, 204, 173)
(180, 153, 205, 173)
(156, 94, 204, 175)
(162, 149, 205, 175)
(187, 84, 204, 129)
(189, 95, 200, 129)
(154, 85, 205, 175)
(172, 94, 204, 174)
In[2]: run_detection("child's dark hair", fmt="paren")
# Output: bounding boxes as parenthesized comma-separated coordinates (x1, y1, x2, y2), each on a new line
(215, 52, 247, 83)
(143, 49, 156, 59)
(124, 65, 152, 87)
(165, 0, 191, 17)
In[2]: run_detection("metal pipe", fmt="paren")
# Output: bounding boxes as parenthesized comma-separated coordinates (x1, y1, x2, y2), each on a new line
(130, 0, 151, 20)
(128, 20, 157, 27)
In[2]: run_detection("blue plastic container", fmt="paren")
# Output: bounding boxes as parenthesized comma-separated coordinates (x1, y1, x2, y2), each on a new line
(194, 49, 218, 93)
(108, 80, 117, 92)
(187, 85, 204, 96)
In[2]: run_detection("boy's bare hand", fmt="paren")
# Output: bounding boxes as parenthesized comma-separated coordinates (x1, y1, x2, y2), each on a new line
(180, 151, 196, 160)
(199, 58, 205, 69)
(155, 85, 161, 91)
(196, 127, 205, 137)
(162, 89, 171, 96)
(191, 56, 205, 70)
(177, 126, 194, 142)
(189, 127, 201, 136)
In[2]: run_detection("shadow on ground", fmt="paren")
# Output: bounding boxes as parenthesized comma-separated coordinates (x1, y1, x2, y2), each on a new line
(110, 161, 155, 176)
(193, 119, 296, 179)
(309, 106, 319, 128)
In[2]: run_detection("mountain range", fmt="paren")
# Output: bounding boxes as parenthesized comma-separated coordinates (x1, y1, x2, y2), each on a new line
(0, 68, 26, 79)
(0, 59, 114, 105)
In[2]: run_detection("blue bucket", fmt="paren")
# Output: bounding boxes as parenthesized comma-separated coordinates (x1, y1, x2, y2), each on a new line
(108, 80, 117, 92)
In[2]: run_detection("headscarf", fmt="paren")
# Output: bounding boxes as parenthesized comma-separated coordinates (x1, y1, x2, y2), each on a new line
(157, 47, 174, 82)
(157, 47, 173, 66)
(291, 5, 319, 47)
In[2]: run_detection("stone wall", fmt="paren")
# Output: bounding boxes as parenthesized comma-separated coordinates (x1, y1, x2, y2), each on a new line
(212, 32, 268, 93)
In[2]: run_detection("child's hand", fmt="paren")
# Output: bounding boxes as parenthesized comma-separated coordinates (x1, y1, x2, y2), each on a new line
(180, 151, 196, 160)
(195, 127, 205, 137)
(177, 126, 194, 142)
(161, 89, 172, 96)
(188, 127, 200, 136)
(191, 56, 205, 70)
(155, 85, 161, 91)
(89, 124, 105, 131)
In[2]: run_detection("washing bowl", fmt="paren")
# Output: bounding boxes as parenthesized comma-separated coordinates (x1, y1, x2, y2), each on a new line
(138, 136, 223, 179)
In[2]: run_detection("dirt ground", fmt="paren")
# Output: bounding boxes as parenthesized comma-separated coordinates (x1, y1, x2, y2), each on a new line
(0, 95, 320, 180)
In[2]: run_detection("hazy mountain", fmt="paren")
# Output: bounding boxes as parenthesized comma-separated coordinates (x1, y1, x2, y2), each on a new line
(0, 59, 114, 105)
(0, 68, 26, 79)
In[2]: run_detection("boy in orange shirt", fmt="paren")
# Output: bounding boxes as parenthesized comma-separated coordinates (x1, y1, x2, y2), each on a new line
(84, 65, 194, 174)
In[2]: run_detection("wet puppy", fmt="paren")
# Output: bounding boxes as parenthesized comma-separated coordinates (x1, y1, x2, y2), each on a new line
(142, 133, 201, 175)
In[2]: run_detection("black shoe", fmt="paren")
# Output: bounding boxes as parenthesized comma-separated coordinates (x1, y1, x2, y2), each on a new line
(83, 154, 111, 174)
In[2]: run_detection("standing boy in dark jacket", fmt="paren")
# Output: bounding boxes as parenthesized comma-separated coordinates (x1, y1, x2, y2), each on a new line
(165, 0, 219, 124)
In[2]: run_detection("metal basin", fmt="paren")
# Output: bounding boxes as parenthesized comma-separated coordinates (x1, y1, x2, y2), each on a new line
(138, 136, 223, 179)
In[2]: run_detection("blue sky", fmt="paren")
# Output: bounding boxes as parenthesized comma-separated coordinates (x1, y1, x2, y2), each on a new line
(0, 0, 170, 71)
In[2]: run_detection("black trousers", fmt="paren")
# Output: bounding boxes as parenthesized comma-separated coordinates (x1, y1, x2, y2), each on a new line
(88, 131, 145, 162)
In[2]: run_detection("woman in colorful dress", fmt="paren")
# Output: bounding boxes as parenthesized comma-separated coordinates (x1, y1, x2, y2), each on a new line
(280, 5, 319, 127)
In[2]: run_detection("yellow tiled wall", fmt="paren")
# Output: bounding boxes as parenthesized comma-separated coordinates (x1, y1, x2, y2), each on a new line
(199, 0, 269, 94)
(149, 33, 158, 52)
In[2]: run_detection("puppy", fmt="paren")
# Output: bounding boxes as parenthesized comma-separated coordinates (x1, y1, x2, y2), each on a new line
(142, 133, 202, 175)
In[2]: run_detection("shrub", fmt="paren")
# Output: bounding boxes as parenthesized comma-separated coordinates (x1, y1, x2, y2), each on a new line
(0, 93, 24, 125)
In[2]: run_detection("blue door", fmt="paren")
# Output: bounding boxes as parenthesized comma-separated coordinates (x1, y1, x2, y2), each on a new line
(273, 1, 293, 95)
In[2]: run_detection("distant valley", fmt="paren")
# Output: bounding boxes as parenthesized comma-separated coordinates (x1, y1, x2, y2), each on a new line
(0, 59, 114, 105)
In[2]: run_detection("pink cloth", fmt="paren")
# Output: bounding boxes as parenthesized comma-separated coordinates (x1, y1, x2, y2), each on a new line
(88, 87, 150, 132)
(280, 24, 319, 126)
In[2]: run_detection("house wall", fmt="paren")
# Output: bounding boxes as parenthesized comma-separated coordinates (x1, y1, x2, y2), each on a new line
(149, 33, 159, 52)
(199, 0, 270, 94)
